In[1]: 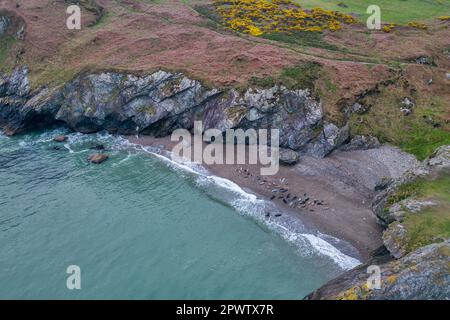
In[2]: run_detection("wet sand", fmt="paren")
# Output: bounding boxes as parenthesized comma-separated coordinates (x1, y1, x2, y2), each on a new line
(127, 135, 420, 262)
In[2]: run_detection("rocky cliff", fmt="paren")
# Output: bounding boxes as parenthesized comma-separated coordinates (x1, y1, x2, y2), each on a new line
(305, 241, 450, 300)
(0, 66, 350, 158)
(305, 146, 450, 300)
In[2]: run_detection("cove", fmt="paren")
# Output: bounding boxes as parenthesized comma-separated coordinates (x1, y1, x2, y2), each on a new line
(0, 129, 345, 299)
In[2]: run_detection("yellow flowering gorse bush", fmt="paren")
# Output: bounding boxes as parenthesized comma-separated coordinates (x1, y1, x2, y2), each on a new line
(213, 0, 357, 36)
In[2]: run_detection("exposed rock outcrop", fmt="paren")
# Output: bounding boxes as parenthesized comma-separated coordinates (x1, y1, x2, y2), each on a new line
(426, 145, 450, 170)
(0, 15, 10, 35)
(382, 222, 408, 259)
(372, 145, 449, 226)
(306, 145, 450, 299)
(88, 153, 109, 164)
(279, 148, 299, 165)
(305, 241, 450, 300)
(0, 67, 350, 158)
(340, 135, 380, 152)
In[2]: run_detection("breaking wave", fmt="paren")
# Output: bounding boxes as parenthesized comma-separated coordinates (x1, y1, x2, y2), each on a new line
(12, 129, 361, 270)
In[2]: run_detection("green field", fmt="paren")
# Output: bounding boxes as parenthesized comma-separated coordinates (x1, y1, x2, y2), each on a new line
(295, 0, 450, 24)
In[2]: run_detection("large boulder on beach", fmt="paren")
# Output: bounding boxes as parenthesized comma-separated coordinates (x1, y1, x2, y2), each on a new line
(279, 148, 299, 165)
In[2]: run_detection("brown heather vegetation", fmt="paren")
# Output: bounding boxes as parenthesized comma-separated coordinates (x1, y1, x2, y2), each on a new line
(0, 0, 449, 159)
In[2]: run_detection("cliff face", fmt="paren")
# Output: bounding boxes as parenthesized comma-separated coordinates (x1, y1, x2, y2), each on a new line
(305, 241, 450, 300)
(0, 66, 350, 158)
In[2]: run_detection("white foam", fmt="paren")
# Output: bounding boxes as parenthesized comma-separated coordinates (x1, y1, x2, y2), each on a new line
(129, 143, 361, 270)
(46, 132, 361, 270)
(114, 152, 133, 166)
(302, 234, 360, 269)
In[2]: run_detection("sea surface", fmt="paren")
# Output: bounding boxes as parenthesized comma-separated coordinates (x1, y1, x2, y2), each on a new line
(0, 129, 359, 299)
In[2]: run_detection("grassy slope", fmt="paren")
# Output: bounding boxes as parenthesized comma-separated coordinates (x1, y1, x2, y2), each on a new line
(348, 67, 450, 161)
(0, 35, 15, 66)
(387, 173, 450, 253)
(349, 97, 450, 161)
(296, 0, 450, 24)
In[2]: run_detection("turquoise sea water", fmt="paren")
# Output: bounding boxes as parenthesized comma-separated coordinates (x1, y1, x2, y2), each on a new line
(0, 129, 358, 299)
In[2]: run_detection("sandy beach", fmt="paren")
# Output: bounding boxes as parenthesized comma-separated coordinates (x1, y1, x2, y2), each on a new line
(125, 135, 423, 262)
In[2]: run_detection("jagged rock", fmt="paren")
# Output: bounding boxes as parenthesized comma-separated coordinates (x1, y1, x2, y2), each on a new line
(341, 135, 380, 152)
(0, 15, 10, 36)
(305, 241, 450, 300)
(400, 97, 414, 115)
(88, 153, 109, 164)
(0, 81, 62, 135)
(53, 135, 67, 142)
(413, 56, 434, 66)
(388, 199, 436, 223)
(374, 177, 393, 191)
(350, 102, 368, 114)
(0, 66, 29, 97)
(0, 67, 57, 134)
(306, 123, 349, 158)
(202, 89, 245, 132)
(236, 86, 323, 152)
(55, 71, 220, 135)
(0, 67, 335, 156)
(401, 97, 414, 109)
(383, 223, 408, 258)
(446, 73, 450, 81)
(372, 165, 429, 226)
(15, 24, 24, 40)
(426, 145, 450, 170)
(279, 148, 299, 166)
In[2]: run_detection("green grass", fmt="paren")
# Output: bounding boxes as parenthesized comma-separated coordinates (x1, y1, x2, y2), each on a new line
(248, 61, 322, 90)
(404, 207, 450, 252)
(29, 66, 78, 91)
(386, 179, 424, 207)
(0, 35, 16, 67)
(398, 174, 450, 252)
(295, 0, 450, 24)
(349, 90, 450, 160)
(261, 31, 339, 51)
(385, 173, 450, 253)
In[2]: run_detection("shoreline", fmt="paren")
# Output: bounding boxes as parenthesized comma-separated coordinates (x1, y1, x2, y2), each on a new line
(125, 135, 421, 262)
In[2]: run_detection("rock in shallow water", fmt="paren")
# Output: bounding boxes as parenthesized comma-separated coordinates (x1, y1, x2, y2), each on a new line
(90, 144, 105, 150)
(53, 135, 67, 142)
(88, 153, 109, 164)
